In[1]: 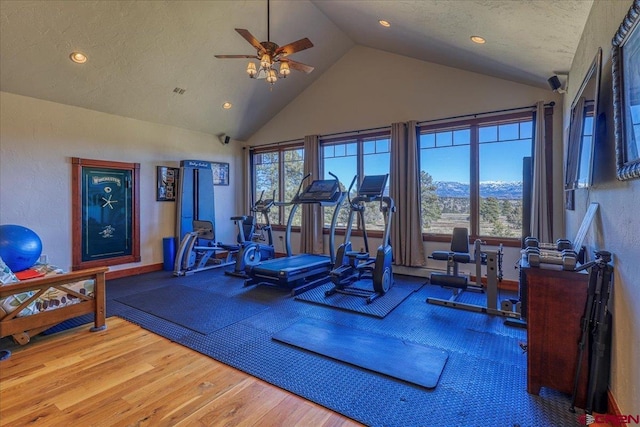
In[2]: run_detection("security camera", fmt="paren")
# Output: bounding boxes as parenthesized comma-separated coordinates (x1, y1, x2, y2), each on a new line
(547, 75, 566, 94)
(218, 134, 231, 145)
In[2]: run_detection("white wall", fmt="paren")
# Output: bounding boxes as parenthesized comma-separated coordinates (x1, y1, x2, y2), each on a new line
(0, 92, 242, 272)
(564, 0, 639, 415)
(248, 46, 564, 281)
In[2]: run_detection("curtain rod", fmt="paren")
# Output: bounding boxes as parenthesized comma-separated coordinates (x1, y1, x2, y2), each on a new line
(417, 101, 555, 126)
(247, 124, 390, 150)
(248, 101, 555, 149)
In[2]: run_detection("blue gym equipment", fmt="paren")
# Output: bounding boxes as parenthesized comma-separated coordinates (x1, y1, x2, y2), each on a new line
(173, 160, 238, 276)
(0, 224, 42, 272)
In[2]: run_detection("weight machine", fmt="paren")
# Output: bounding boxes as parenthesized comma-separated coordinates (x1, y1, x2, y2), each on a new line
(426, 229, 519, 318)
(173, 160, 237, 276)
(326, 174, 395, 303)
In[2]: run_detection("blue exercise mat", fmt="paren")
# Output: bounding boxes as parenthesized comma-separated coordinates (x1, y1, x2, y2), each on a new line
(272, 317, 448, 389)
(115, 284, 268, 334)
(106, 271, 591, 426)
(295, 278, 423, 318)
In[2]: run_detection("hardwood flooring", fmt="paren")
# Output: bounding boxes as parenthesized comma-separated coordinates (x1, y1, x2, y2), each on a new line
(0, 317, 363, 427)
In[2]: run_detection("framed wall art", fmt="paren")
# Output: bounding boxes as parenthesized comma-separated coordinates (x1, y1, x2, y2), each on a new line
(212, 162, 229, 186)
(157, 166, 179, 201)
(612, 0, 640, 181)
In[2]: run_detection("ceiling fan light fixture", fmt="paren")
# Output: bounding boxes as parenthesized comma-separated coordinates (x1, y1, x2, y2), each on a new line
(214, 0, 315, 88)
(246, 62, 257, 77)
(266, 69, 278, 84)
(279, 62, 290, 77)
(260, 53, 272, 68)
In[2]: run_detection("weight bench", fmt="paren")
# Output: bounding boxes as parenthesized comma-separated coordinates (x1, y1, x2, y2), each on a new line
(429, 227, 472, 290)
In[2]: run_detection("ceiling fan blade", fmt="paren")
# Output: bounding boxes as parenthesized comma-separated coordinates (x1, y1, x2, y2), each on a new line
(214, 55, 259, 59)
(283, 59, 314, 74)
(275, 38, 313, 57)
(235, 29, 266, 54)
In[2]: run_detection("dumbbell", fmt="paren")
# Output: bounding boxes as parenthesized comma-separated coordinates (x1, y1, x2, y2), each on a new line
(525, 247, 577, 270)
(524, 237, 572, 251)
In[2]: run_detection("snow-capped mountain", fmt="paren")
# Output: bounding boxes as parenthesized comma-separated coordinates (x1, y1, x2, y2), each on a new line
(434, 181, 523, 199)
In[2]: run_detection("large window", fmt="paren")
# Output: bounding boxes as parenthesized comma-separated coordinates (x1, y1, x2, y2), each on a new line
(253, 146, 304, 226)
(419, 113, 533, 240)
(321, 132, 391, 230)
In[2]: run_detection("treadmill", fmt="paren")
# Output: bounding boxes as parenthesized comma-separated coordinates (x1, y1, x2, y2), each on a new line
(244, 173, 346, 295)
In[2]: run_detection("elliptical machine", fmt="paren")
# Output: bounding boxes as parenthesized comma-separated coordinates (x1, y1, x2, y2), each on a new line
(225, 191, 276, 278)
(326, 174, 395, 303)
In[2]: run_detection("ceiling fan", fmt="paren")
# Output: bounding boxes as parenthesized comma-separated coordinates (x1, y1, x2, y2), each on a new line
(214, 0, 314, 85)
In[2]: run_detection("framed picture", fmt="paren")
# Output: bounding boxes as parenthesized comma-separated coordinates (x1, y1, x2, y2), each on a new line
(612, 0, 640, 181)
(212, 162, 229, 186)
(157, 166, 179, 201)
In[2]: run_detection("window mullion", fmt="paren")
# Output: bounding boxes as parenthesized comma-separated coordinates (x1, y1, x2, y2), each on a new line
(470, 124, 480, 238)
(279, 151, 285, 224)
(356, 138, 364, 231)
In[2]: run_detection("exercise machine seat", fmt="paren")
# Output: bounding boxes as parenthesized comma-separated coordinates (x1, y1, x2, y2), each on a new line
(431, 227, 471, 263)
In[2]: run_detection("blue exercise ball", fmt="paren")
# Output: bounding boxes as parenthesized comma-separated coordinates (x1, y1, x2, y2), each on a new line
(0, 224, 43, 272)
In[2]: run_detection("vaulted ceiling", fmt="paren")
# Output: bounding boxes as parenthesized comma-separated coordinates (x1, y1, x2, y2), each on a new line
(0, 0, 593, 141)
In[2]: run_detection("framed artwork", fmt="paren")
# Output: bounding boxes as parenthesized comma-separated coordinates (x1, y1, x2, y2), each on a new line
(72, 158, 140, 270)
(157, 166, 179, 201)
(212, 162, 229, 186)
(612, 0, 640, 181)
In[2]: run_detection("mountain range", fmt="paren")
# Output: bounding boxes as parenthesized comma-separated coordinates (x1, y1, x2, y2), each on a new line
(435, 181, 523, 199)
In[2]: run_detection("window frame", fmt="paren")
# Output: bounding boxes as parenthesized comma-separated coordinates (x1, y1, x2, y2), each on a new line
(251, 142, 304, 230)
(320, 130, 391, 236)
(418, 109, 552, 246)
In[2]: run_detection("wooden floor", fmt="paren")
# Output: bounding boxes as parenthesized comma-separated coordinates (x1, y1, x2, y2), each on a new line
(0, 318, 363, 426)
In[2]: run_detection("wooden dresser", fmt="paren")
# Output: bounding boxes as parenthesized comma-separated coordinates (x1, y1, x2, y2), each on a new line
(523, 262, 589, 408)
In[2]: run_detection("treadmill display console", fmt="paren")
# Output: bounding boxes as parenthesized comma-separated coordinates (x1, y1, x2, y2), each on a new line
(297, 179, 340, 203)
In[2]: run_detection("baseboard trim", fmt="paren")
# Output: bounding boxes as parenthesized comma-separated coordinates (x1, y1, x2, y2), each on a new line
(608, 389, 626, 426)
(106, 263, 163, 280)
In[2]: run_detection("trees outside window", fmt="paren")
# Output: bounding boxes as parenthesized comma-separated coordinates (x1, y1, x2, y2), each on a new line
(253, 146, 304, 226)
(419, 114, 533, 240)
(321, 133, 391, 231)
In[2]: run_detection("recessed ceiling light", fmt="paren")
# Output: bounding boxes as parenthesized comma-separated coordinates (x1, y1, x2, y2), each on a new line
(222, 102, 232, 109)
(379, 20, 391, 28)
(69, 51, 87, 64)
(470, 36, 486, 44)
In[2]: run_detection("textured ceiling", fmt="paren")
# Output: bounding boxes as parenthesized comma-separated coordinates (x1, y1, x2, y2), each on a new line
(0, 0, 593, 141)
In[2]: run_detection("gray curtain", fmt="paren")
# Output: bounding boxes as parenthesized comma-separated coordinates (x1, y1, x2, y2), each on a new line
(300, 135, 323, 254)
(243, 147, 252, 214)
(390, 121, 426, 266)
(530, 101, 553, 242)
(565, 96, 586, 189)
